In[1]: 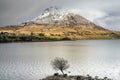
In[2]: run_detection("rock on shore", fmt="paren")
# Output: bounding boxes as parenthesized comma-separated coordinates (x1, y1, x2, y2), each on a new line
(40, 74, 112, 80)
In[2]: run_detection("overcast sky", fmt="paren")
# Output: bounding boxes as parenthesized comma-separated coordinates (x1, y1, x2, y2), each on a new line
(0, 0, 120, 30)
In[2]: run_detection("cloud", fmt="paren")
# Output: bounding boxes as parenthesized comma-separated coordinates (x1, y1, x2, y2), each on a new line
(95, 16, 120, 30)
(0, 0, 51, 26)
(79, 8, 108, 22)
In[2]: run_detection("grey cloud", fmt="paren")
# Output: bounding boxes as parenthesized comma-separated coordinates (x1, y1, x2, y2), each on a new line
(94, 15, 120, 30)
(0, 0, 51, 26)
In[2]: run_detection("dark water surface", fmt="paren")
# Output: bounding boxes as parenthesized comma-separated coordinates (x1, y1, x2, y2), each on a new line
(0, 40, 120, 80)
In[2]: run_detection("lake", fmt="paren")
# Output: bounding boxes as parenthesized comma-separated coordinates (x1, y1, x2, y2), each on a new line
(0, 40, 120, 80)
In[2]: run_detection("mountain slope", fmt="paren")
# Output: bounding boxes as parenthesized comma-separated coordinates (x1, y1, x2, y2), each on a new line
(0, 7, 120, 42)
(31, 7, 105, 30)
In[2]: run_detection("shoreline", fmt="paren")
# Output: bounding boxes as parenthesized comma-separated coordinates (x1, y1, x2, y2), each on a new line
(40, 74, 112, 80)
(0, 38, 120, 43)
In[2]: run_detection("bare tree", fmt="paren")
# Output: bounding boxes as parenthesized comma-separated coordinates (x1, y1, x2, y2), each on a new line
(51, 57, 70, 75)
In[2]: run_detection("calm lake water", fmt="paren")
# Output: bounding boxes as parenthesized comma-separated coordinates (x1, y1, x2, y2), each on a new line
(0, 40, 120, 80)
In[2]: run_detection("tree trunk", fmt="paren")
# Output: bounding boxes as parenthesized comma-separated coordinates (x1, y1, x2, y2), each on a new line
(61, 70, 64, 75)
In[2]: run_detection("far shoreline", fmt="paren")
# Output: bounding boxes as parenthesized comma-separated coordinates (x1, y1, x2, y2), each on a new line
(0, 39, 120, 43)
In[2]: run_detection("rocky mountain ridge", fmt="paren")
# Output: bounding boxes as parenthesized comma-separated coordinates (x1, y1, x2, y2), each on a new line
(0, 7, 120, 42)
(31, 7, 105, 30)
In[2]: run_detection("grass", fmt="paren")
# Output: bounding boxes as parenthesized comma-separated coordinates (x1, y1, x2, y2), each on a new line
(36, 35, 45, 39)
(0, 31, 120, 42)
(80, 34, 120, 39)
(35, 35, 67, 40)
(46, 35, 65, 40)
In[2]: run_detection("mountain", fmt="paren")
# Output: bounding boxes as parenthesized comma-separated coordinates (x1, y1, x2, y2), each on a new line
(0, 6, 120, 42)
(31, 6, 104, 30)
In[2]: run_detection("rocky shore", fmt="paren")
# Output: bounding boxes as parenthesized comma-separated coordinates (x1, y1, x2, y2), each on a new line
(40, 73, 112, 80)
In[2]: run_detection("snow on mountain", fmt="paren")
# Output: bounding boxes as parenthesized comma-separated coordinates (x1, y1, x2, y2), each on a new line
(32, 6, 65, 24)
(32, 6, 92, 27)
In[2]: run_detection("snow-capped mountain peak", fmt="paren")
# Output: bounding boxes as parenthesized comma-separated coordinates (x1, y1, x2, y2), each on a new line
(33, 6, 64, 23)
(32, 6, 93, 27)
